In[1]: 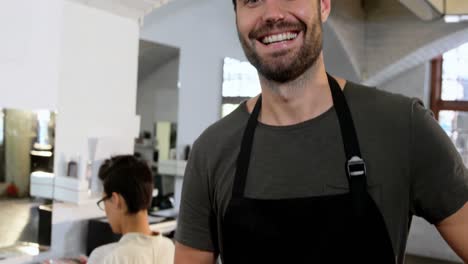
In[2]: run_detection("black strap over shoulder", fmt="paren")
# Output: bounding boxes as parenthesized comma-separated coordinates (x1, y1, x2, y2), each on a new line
(327, 74, 362, 160)
(327, 74, 368, 217)
(232, 96, 262, 199)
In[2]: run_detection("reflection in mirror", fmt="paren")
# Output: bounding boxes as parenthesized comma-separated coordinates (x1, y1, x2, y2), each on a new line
(0, 108, 55, 258)
(221, 57, 261, 118)
(135, 40, 180, 214)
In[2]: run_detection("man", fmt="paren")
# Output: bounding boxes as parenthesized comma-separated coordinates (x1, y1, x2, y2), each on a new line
(175, 0, 468, 263)
(87, 155, 174, 264)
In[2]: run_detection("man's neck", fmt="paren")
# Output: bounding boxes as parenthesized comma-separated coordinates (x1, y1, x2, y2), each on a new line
(247, 54, 346, 126)
(120, 210, 153, 236)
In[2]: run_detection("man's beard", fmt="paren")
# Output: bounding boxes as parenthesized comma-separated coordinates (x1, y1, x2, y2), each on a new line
(238, 19, 323, 84)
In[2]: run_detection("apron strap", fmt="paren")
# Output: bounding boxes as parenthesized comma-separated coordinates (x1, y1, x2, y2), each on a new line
(327, 74, 362, 160)
(327, 74, 368, 218)
(232, 95, 262, 199)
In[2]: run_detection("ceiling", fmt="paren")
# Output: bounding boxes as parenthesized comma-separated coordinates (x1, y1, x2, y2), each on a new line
(138, 40, 180, 81)
(398, 0, 442, 20)
(399, 0, 468, 21)
(71, 0, 174, 21)
(322, 0, 468, 85)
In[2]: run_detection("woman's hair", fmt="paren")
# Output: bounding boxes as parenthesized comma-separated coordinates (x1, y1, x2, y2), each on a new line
(98, 155, 153, 214)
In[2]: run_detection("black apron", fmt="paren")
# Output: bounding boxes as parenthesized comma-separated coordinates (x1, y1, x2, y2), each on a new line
(221, 74, 396, 263)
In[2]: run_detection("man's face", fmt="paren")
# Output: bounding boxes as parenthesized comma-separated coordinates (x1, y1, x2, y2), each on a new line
(236, 0, 326, 83)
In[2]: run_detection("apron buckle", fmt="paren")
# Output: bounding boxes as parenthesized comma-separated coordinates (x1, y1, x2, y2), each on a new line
(347, 156, 366, 177)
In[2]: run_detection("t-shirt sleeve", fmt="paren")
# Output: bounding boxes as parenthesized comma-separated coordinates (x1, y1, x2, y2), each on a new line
(156, 237, 175, 264)
(410, 99, 468, 224)
(87, 249, 103, 264)
(174, 138, 217, 252)
(87, 243, 117, 264)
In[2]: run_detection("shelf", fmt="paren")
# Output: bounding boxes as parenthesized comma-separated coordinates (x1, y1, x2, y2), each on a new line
(157, 160, 187, 177)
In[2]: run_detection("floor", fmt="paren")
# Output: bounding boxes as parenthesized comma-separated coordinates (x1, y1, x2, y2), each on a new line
(0, 198, 44, 248)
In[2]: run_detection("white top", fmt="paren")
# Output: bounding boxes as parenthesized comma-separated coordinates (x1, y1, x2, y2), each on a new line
(87, 233, 174, 264)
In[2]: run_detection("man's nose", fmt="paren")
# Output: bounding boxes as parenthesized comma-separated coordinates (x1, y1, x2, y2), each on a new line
(262, 0, 286, 24)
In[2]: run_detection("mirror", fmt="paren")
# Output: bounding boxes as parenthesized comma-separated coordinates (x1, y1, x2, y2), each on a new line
(0, 108, 55, 258)
(221, 57, 261, 118)
(135, 40, 180, 212)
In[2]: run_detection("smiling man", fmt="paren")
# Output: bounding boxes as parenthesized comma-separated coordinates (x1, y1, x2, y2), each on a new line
(174, 0, 468, 263)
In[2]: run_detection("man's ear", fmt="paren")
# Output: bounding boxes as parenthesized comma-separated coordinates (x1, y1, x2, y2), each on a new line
(113, 192, 128, 212)
(321, 0, 331, 23)
(111, 192, 122, 210)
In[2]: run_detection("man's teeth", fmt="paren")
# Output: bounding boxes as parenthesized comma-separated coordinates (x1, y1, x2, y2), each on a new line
(262, 32, 298, 45)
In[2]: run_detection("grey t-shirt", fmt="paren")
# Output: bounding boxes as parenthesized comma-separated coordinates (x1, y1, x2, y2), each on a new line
(175, 81, 468, 261)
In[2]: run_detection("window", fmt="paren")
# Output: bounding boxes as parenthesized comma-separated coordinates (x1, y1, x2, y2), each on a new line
(431, 42, 468, 164)
(221, 57, 261, 117)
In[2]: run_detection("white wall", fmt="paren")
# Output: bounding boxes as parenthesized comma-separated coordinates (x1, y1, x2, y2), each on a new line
(137, 56, 180, 135)
(54, 0, 139, 176)
(51, 0, 140, 258)
(327, 0, 366, 81)
(154, 87, 178, 123)
(379, 62, 431, 105)
(0, 0, 141, 261)
(323, 23, 360, 83)
(364, 1, 468, 86)
(136, 79, 154, 135)
(0, 0, 62, 110)
(141, 0, 244, 147)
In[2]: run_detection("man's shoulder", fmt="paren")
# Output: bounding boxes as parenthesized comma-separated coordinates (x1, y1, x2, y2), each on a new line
(154, 236, 175, 258)
(346, 81, 422, 116)
(100, 235, 174, 262)
(99, 241, 141, 262)
(157, 235, 175, 248)
(193, 104, 248, 152)
(347, 81, 418, 105)
(87, 242, 118, 264)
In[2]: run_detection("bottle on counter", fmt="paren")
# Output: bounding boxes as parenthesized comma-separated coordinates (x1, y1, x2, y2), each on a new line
(67, 154, 80, 178)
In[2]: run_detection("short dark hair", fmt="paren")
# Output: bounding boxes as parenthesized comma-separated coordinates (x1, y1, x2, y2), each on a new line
(98, 155, 153, 214)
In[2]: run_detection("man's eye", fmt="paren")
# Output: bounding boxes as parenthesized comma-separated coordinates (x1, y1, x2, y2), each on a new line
(244, 0, 261, 6)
